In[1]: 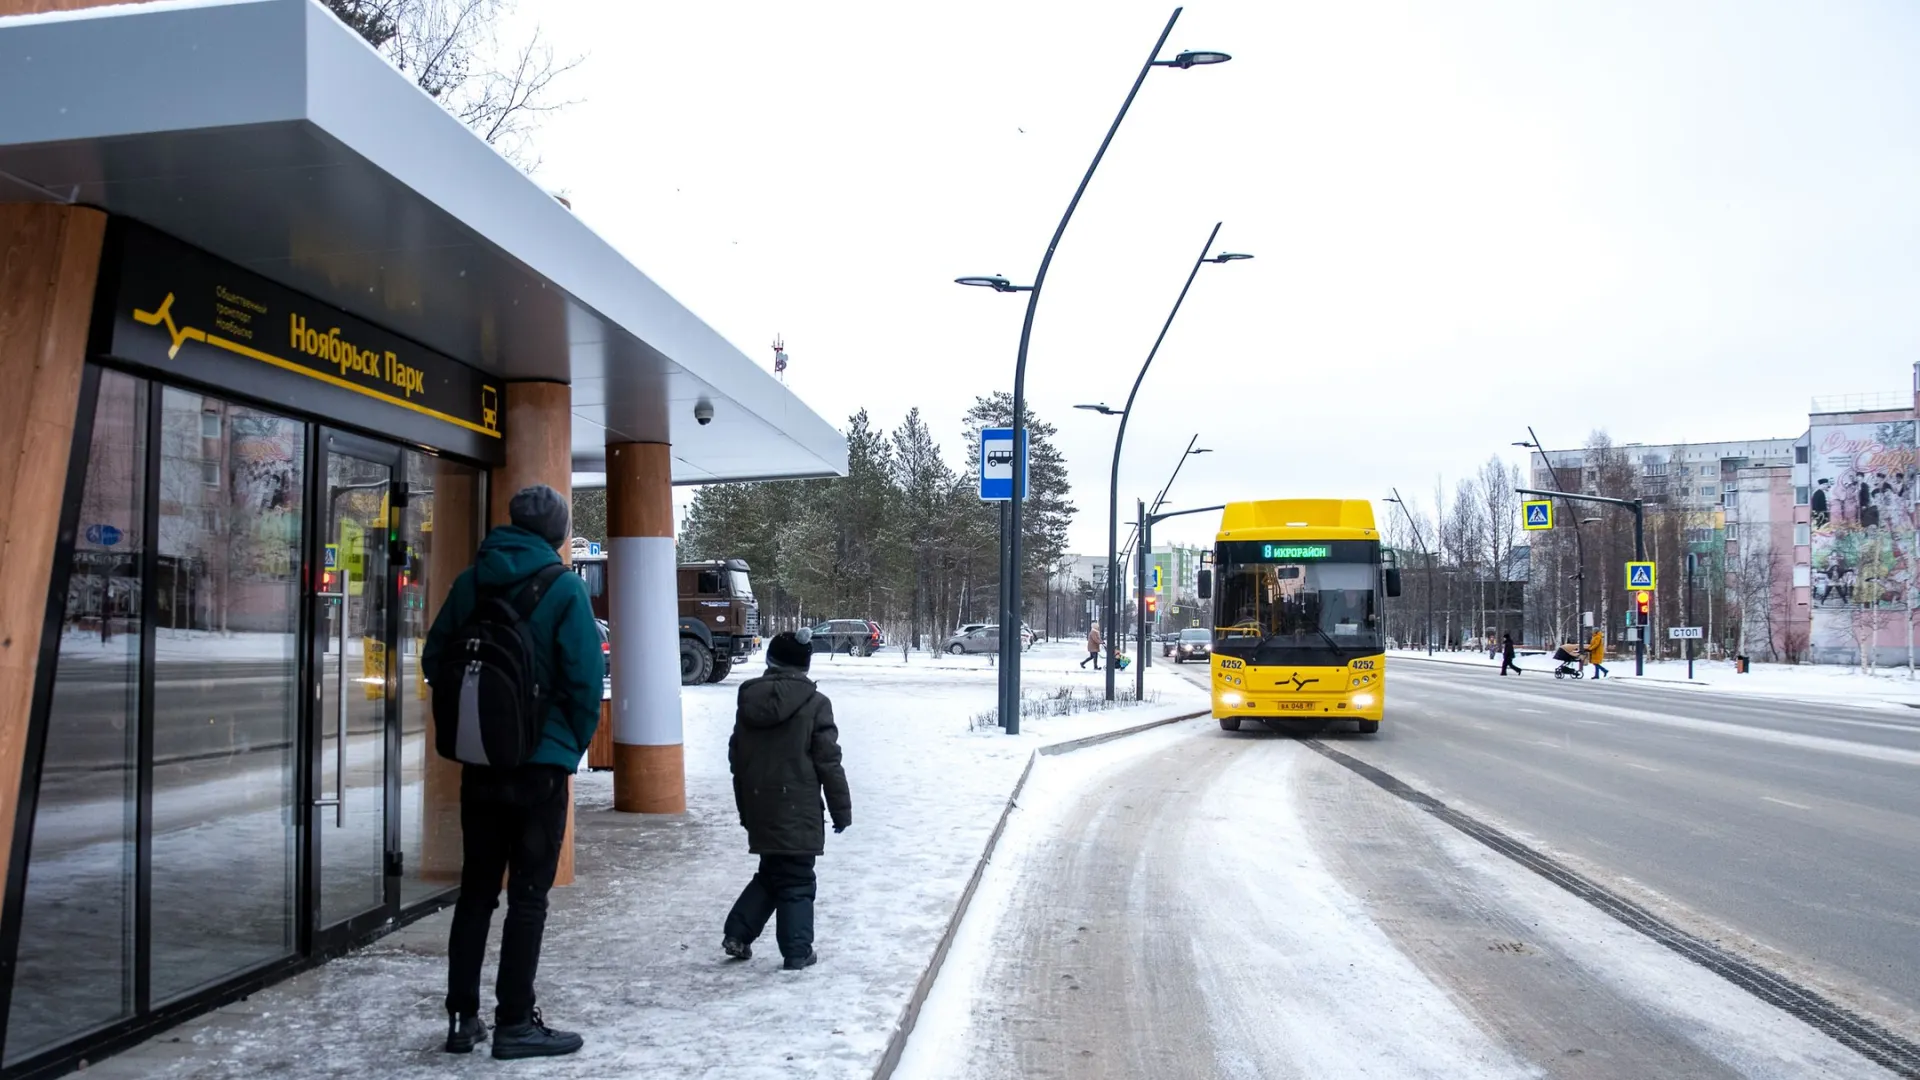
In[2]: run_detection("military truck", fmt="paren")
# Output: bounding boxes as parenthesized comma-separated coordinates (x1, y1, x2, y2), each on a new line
(568, 541, 761, 684)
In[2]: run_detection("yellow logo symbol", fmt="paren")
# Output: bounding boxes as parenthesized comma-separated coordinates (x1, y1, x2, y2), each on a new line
(132, 293, 205, 359)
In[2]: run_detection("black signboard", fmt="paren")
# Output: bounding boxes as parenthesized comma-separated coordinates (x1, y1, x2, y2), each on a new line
(100, 223, 503, 459)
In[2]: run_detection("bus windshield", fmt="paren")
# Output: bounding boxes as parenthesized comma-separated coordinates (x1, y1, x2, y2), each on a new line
(1213, 539, 1381, 665)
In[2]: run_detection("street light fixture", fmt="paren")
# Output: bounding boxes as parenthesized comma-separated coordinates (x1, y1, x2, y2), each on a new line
(1081, 222, 1249, 697)
(1157, 49, 1233, 68)
(1074, 403, 1122, 416)
(954, 275, 1032, 293)
(956, 7, 1228, 733)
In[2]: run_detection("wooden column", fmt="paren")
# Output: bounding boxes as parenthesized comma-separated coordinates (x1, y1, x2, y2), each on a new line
(0, 204, 107, 922)
(418, 460, 481, 883)
(606, 442, 685, 813)
(487, 380, 581, 884)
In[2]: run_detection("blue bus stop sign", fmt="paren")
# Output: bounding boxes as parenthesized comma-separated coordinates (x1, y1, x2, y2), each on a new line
(84, 524, 122, 546)
(978, 427, 1029, 502)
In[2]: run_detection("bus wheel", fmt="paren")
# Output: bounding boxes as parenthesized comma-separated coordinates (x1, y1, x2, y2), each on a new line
(1218, 716, 1241, 732)
(1356, 720, 1380, 735)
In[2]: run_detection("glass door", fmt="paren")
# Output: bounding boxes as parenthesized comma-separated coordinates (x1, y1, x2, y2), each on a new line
(312, 433, 401, 942)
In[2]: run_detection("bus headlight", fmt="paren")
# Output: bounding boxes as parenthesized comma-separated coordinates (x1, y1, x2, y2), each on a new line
(1352, 692, 1375, 708)
(1221, 691, 1244, 706)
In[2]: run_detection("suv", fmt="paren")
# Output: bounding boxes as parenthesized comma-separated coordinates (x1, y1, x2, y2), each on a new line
(811, 619, 882, 656)
(1173, 627, 1212, 663)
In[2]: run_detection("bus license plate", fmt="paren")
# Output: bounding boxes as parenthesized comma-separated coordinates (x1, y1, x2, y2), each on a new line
(1274, 701, 1315, 712)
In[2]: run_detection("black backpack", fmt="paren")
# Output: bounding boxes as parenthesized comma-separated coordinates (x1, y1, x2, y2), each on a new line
(432, 563, 569, 768)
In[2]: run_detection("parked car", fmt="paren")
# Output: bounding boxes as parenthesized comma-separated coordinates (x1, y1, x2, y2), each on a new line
(1173, 627, 1212, 663)
(867, 620, 886, 647)
(952, 622, 1032, 650)
(942, 625, 1001, 654)
(810, 618, 882, 656)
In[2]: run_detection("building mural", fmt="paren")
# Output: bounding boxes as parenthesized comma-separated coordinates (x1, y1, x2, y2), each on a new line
(1807, 418, 1917, 657)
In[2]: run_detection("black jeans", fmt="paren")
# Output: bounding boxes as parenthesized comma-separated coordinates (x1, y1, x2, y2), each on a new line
(446, 764, 569, 1025)
(1080, 649, 1100, 669)
(724, 854, 817, 959)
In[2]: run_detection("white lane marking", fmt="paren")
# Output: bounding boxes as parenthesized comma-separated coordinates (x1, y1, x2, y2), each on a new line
(1625, 762, 1662, 772)
(1762, 795, 1813, 810)
(1572, 719, 1615, 727)
(1516, 708, 1545, 715)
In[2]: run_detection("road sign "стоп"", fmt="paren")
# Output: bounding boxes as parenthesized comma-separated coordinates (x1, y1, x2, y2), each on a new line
(1668, 626, 1703, 639)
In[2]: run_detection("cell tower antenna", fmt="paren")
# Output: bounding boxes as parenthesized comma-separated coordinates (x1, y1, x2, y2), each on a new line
(772, 335, 789, 382)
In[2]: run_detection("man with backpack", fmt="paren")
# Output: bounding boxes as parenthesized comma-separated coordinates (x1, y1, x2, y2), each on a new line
(423, 484, 603, 1060)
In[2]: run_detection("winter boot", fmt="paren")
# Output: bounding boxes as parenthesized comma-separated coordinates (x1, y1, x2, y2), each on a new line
(783, 950, 819, 971)
(445, 1013, 487, 1054)
(723, 936, 752, 961)
(491, 1008, 584, 1060)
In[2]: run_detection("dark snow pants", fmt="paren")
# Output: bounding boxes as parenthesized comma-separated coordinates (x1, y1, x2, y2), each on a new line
(725, 854, 818, 959)
(446, 764, 569, 1026)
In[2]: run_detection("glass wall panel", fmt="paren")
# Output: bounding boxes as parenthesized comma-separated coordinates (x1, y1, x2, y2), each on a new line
(5, 371, 147, 1065)
(148, 389, 301, 1004)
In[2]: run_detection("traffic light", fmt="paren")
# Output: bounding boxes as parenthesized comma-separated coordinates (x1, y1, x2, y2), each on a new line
(1145, 595, 1158, 615)
(1635, 590, 1651, 623)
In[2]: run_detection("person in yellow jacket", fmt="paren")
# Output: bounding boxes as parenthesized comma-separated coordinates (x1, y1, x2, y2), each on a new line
(1587, 628, 1609, 679)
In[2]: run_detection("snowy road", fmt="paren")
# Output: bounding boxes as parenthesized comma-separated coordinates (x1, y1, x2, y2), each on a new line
(898, 661, 1916, 1079)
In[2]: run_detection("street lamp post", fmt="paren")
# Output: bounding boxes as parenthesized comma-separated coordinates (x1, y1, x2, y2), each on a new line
(1136, 502, 1227, 698)
(1075, 230, 1249, 700)
(1384, 488, 1434, 655)
(954, 8, 1230, 732)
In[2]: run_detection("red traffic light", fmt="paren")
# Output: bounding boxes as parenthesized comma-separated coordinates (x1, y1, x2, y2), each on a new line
(1635, 590, 1651, 616)
(1145, 595, 1158, 613)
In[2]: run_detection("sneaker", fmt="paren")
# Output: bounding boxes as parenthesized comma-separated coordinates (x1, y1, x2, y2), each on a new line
(445, 1013, 487, 1054)
(492, 1008, 583, 1060)
(723, 937, 752, 961)
(783, 950, 818, 971)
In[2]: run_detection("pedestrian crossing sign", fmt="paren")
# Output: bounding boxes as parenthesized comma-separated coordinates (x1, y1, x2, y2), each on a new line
(1522, 500, 1553, 530)
(1626, 561, 1656, 590)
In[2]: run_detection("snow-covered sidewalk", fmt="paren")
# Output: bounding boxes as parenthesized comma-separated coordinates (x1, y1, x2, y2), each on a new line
(1390, 648, 1920, 707)
(88, 644, 1208, 1079)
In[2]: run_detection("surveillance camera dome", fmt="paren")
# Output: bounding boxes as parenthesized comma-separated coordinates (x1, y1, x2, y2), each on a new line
(694, 398, 714, 426)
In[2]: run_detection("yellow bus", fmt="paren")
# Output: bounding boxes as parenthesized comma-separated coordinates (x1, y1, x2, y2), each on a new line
(1197, 499, 1401, 734)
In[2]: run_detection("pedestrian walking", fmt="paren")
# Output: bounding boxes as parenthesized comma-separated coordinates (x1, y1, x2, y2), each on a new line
(723, 627, 853, 970)
(1082, 624, 1102, 669)
(423, 484, 604, 1059)
(1588, 627, 1609, 679)
(1499, 632, 1522, 675)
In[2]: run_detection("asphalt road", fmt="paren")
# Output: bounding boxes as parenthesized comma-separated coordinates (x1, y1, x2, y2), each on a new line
(923, 661, 1920, 1078)
(1355, 659, 1920, 1037)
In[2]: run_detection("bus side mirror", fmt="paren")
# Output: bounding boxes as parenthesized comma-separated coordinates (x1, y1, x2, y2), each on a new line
(1385, 568, 1403, 598)
(1197, 568, 1212, 600)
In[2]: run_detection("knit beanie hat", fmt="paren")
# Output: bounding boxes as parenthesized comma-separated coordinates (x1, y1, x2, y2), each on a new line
(508, 484, 570, 549)
(767, 627, 813, 672)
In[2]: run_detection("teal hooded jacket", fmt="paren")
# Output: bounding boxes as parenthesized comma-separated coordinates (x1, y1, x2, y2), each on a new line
(423, 525, 604, 770)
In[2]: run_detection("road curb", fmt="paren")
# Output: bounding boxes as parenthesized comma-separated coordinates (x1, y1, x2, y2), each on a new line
(870, 707, 1209, 1079)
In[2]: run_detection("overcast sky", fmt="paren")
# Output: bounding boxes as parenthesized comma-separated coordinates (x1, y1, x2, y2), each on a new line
(527, 0, 1920, 553)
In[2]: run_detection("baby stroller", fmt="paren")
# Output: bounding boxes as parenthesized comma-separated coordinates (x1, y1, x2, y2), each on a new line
(1550, 645, 1582, 680)
(1114, 653, 1132, 671)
